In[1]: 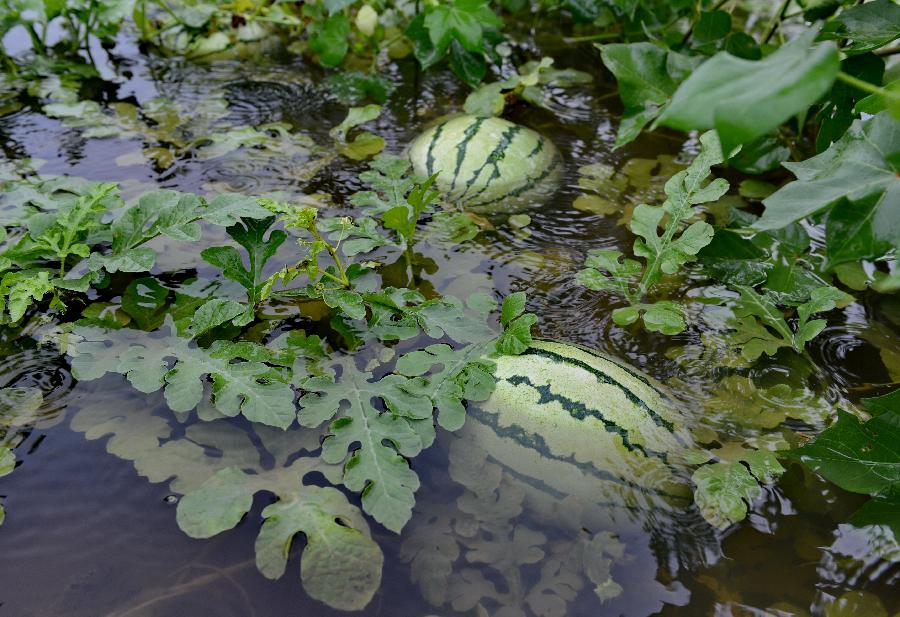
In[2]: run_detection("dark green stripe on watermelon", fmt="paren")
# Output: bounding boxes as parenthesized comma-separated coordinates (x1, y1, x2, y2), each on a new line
(458, 124, 523, 200)
(518, 347, 685, 444)
(526, 138, 545, 158)
(467, 153, 562, 209)
(503, 374, 664, 459)
(468, 401, 692, 504)
(449, 118, 486, 195)
(424, 121, 445, 177)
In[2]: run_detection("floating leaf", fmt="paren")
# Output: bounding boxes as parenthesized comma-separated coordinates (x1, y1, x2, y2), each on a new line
(397, 343, 496, 431)
(298, 356, 431, 531)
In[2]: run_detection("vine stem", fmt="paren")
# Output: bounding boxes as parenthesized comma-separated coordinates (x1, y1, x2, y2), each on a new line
(836, 71, 898, 101)
(763, 0, 791, 44)
(875, 46, 900, 57)
(311, 225, 350, 288)
(562, 32, 619, 44)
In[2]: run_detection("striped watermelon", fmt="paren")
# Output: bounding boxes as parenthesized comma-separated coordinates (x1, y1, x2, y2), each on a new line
(466, 340, 697, 525)
(408, 115, 562, 213)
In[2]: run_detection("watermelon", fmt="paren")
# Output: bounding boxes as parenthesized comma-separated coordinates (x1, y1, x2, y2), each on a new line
(467, 340, 697, 521)
(408, 115, 562, 213)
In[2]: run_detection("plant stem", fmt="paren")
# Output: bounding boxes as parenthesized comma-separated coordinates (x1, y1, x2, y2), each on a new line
(763, 0, 791, 44)
(837, 71, 898, 100)
(875, 45, 900, 57)
(156, 0, 188, 28)
(23, 24, 45, 55)
(310, 227, 350, 288)
(562, 32, 619, 44)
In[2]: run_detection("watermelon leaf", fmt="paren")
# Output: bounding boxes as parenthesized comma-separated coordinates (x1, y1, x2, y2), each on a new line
(725, 284, 851, 360)
(70, 323, 297, 429)
(298, 356, 430, 532)
(692, 461, 761, 529)
(349, 155, 419, 215)
(464, 57, 591, 117)
(70, 396, 382, 612)
(397, 343, 497, 431)
(691, 446, 785, 529)
(577, 131, 726, 335)
(201, 216, 287, 313)
(329, 104, 384, 160)
(496, 292, 537, 354)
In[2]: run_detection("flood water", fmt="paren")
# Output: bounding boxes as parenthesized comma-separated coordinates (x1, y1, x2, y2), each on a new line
(0, 21, 899, 617)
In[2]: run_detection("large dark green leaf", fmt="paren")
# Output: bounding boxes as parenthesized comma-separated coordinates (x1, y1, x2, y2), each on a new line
(755, 112, 900, 265)
(656, 29, 840, 152)
(821, 0, 900, 55)
(699, 230, 772, 286)
(824, 194, 894, 269)
(816, 53, 885, 151)
(862, 388, 900, 417)
(729, 134, 791, 174)
(448, 40, 487, 87)
(849, 493, 900, 539)
(790, 409, 900, 495)
(423, 0, 501, 56)
(693, 10, 732, 45)
(599, 43, 699, 147)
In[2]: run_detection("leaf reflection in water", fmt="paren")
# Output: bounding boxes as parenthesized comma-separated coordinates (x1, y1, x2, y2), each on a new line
(402, 431, 693, 617)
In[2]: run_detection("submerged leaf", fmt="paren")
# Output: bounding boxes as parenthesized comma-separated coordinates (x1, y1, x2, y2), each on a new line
(0, 447, 14, 477)
(178, 466, 382, 610)
(692, 461, 762, 529)
(0, 386, 44, 427)
(71, 393, 381, 611)
(71, 326, 296, 428)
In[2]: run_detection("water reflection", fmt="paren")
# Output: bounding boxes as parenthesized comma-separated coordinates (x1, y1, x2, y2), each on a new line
(402, 430, 697, 617)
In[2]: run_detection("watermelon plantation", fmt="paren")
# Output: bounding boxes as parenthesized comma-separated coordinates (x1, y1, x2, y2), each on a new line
(0, 0, 898, 614)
